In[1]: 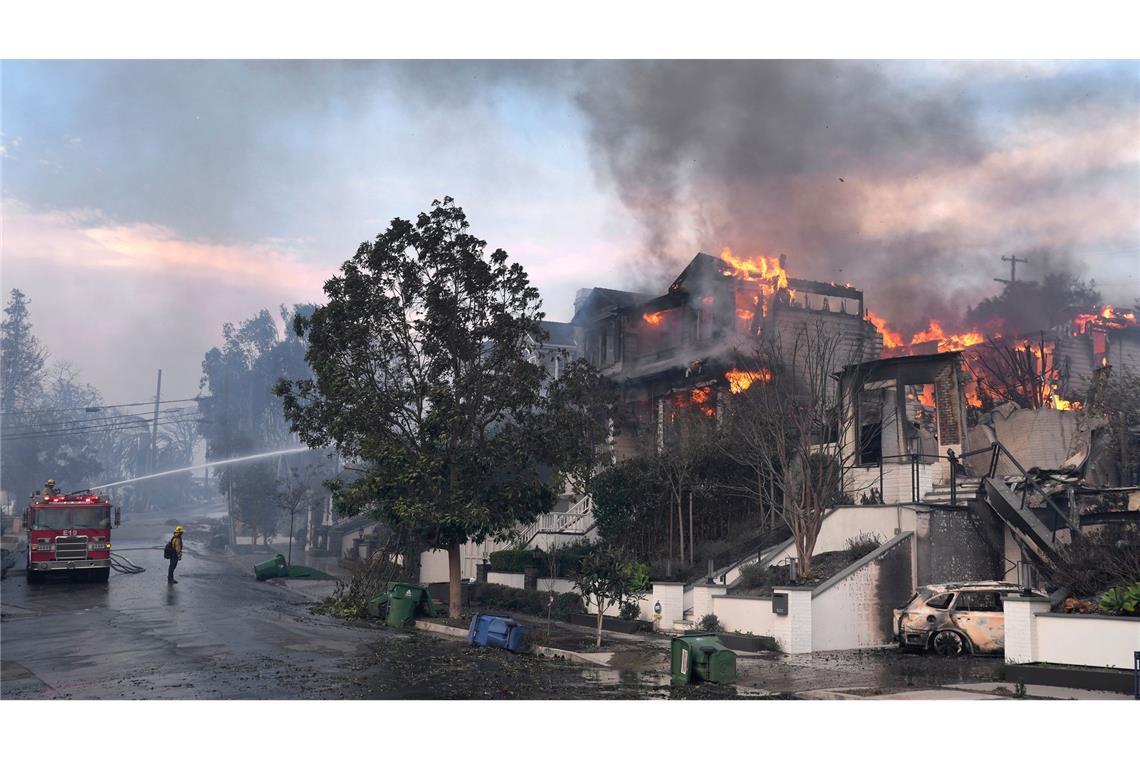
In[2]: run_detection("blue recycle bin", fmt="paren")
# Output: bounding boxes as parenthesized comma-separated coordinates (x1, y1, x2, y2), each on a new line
(467, 613, 527, 653)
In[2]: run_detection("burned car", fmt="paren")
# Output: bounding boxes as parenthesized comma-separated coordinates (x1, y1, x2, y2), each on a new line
(893, 581, 1042, 656)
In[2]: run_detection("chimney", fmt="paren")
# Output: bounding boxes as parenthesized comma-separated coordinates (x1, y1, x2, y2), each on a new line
(778, 254, 787, 270)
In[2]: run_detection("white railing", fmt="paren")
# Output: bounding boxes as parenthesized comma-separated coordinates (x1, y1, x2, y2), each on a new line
(516, 494, 594, 547)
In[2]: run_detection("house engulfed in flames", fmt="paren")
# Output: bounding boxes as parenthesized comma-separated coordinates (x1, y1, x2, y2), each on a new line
(566, 250, 881, 454)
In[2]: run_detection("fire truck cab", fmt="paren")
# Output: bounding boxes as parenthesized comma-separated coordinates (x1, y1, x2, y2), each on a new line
(25, 491, 120, 583)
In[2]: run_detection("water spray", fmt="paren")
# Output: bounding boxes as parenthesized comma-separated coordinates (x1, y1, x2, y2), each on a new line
(86, 446, 313, 491)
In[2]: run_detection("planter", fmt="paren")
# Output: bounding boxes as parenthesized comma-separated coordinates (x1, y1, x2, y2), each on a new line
(569, 612, 642, 634)
(717, 632, 780, 652)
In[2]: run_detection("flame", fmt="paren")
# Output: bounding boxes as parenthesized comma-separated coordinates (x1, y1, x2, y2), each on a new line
(867, 309, 904, 349)
(643, 311, 665, 326)
(690, 387, 712, 404)
(736, 308, 755, 322)
(1073, 305, 1137, 334)
(725, 368, 772, 394)
(917, 385, 936, 408)
(718, 247, 789, 288)
(1050, 395, 1081, 411)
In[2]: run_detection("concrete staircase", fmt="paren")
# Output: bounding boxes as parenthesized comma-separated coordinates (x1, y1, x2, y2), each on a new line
(921, 478, 982, 505)
(979, 477, 1065, 568)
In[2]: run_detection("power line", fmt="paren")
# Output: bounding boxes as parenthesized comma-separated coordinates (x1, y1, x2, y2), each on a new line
(0, 413, 206, 442)
(0, 395, 212, 418)
(0, 405, 198, 434)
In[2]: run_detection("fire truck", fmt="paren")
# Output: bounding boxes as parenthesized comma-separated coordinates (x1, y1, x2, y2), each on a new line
(25, 491, 120, 583)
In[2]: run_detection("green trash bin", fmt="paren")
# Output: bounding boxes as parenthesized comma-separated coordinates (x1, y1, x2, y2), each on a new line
(253, 553, 288, 581)
(366, 593, 389, 619)
(671, 634, 737, 686)
(385, 582, 436, 626)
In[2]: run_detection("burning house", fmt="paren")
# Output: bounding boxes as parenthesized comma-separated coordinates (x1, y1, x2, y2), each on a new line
(570, 250, 881, 455)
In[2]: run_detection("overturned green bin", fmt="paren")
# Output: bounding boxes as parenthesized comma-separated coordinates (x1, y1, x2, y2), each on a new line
(253, 553, 288, 581)
(671, 634, 737, 686)
(384, 582, 438, 627)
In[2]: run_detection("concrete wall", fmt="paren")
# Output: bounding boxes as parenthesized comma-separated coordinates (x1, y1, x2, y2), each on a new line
(914, 506, 1004, 586)
(711, 594, 779, 638)
(762, 505, 916, 568)
(1034, 614, 1140, 670)
(810, 532, 914, 651)
(487, 571, 526, 589)
(963, 408, 1078, 476)
(1005, 596, 1140, 670)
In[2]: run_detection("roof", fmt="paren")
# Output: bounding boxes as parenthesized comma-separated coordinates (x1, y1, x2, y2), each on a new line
(571, 287, 655, 324)
(536, 320, 575, 347)
(835, 351, 964, 379)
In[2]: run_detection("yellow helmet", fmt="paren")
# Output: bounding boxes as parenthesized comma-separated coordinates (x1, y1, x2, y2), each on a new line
(46, 479, 56, 486)
(174, 526, 185, 534)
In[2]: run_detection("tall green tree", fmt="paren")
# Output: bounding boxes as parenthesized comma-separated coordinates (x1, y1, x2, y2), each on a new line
(276, 198, 560, 616)
(540, 358, 623, 498)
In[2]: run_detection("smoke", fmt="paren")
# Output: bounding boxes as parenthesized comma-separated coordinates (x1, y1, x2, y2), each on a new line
(573, 60, 1139, 332)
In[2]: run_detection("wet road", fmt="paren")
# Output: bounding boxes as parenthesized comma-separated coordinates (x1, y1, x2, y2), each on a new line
(0, 510, 666, 699)
(2, 511, 394, 698)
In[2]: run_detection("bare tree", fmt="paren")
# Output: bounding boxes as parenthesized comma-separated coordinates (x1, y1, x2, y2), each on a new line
(719, 323, 865, 577)
(967, 334, 1071, 410)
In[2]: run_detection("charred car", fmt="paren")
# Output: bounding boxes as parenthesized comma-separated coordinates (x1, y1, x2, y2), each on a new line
(893, 581, 1043, 656)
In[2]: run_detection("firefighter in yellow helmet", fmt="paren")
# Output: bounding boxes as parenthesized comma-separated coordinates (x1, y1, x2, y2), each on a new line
(43, 479, 59, 497)
(165, 526, 184, 584)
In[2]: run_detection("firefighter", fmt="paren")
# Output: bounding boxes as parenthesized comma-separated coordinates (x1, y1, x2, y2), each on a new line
(42, 479, 59, 497)
(167, 526, 184, 584)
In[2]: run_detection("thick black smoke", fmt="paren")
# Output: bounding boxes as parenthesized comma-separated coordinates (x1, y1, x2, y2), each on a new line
(573, 61, 1138, 331)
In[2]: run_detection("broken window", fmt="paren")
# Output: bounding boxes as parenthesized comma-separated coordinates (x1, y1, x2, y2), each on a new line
(857, 390, 884, 466)
(926, 593, 953, 609)
(954, 591, 1000, 612)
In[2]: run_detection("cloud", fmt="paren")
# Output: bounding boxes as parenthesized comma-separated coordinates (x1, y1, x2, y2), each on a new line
(3, 201, 331, 292)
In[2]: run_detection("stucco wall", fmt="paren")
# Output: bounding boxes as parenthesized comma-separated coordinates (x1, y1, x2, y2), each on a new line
(711, 594, 779, 638)
(811, 532, 914, 651)
(1034, 614, 1140, 670)
(487, 571, 526, 589)
(762, 505, 915, 568)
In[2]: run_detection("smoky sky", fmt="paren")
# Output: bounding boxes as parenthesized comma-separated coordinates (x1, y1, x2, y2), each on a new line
(2, 60, 1138, 402)
(574, 60, 1140, 329)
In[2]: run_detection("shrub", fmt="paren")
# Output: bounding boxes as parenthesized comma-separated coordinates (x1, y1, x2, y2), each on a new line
(1098, 582, 1140, 616)
(1052, 526, 1140, 597)
(739, 562, 773, 589)
(698, 613, 722, 632)
(619, 600, 641, 621)
(551, 592, 585, 621)
(478, 583, 549, 616)
(844, 531, 883, 561)
(550, 540, 594, 578)
(489, 549, 546, 573)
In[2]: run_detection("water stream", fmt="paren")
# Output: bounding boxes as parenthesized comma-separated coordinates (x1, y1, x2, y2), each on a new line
(85, 446, 315, 490)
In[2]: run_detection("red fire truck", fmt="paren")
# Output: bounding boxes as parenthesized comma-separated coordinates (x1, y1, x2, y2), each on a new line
(25, 491, 120, 583)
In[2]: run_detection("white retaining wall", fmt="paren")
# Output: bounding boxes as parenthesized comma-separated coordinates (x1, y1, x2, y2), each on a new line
(1005, 595, 1140, 670)
(487, 571, 526, 589)
(760, 505, 916, 569)
(710, 595, 778, 638)
(810, 532, 913, 651)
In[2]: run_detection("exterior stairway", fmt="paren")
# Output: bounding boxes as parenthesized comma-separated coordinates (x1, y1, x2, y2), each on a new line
(921, 478, 983, 505)
(980, 477, 1066, 569)
(516, 494, 595, 549)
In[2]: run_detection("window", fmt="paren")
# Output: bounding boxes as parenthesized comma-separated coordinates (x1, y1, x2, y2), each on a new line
(926, 593, 953, 609)
(955, 591, 1001, 612)
(32, 508, 111, 530)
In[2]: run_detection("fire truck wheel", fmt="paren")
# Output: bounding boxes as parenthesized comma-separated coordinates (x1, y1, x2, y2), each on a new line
(91, 568, 111, 582)
(26, 568, 45, 585)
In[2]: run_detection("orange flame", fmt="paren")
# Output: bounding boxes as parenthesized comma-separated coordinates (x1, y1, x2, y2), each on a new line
(643, 311, 665, 326)
(725, 368, 772, 394)
(736, 308, 755, 322)
(1073, 305, 1137, 334)
(718, 247, 789, 289)
(867, 309, 904, 349)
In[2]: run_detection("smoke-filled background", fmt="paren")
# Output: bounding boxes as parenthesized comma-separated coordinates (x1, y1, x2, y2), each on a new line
(2, 60, 1138, 401)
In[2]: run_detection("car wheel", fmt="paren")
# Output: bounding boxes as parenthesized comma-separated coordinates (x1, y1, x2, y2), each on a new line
(930, 630, 968, 657)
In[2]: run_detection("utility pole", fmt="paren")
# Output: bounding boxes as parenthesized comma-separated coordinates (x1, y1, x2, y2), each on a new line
(994, 255, 1029, 285)
(149, 369, 162, 473)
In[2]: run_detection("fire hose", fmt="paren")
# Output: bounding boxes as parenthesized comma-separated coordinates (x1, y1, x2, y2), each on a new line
(109, 552, 147, 574)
